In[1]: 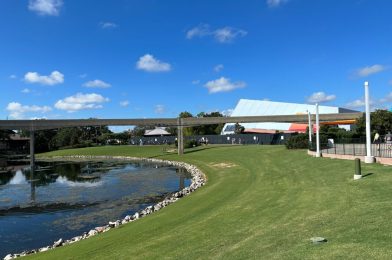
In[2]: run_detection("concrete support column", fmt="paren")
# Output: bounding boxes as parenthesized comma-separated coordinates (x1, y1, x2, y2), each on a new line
(364, 81, 375, 163)
(315, 103, 321, 157)
(177, 118, 184, 155)
(307, 111, 312, 143)
(30, 130, 35, 170)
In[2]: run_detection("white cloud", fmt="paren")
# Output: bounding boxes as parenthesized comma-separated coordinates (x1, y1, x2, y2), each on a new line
(186, 24, 247, 43)
(24, 70, 64, 86)
(214, 64, 224, 72)
(346, 98, 377, 109)
(186, 24, 211, 39)
(213, 27, 247, 43)
(192, 80, 200, 85)
(204, 77, 246, 94)
(346, 99, 363, 109)
(9, 74, 17, 79)
(136, 54, 171, 72)
(55, 93, 109, 112)
(379, 93, 392, 104)
(154, 105, 165, 114)
(355, 64, 387, 77)
(83, 79, 111, 88)
(28, 0, 63, 16)
(267, 0, 288, 8)
(307, 92, 336, 104)
(6, 102, 52, 119)
(21, 88, 31, 94)
(221, 108, 233, 116)
(100, 22, 118, 29)
(120, 100, 129, 107)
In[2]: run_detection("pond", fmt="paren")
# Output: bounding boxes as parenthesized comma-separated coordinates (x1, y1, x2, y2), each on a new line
(0, 160, 191, 257)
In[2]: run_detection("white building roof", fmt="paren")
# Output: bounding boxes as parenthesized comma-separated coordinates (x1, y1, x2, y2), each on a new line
(222, 99, 354, 134)
(144, 128, 171, 136)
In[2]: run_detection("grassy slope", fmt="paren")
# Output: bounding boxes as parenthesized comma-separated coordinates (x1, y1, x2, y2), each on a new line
(29, 145, 392, 259)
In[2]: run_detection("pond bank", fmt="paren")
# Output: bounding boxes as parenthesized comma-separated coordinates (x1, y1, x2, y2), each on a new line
(3, 156, 206, 260)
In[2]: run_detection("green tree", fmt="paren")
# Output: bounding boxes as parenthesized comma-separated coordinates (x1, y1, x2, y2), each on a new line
(192, 112, 225, 135)
(131, 125, 154, 137)
(355, 110, 392, 137)
(234, 123, 245, 134)
(0, 130, 12, 140)
(178, 111, 194, 136)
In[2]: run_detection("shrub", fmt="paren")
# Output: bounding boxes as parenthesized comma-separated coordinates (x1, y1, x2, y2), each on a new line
(184, 140, 200, 149)
(285, 134, 309, 149)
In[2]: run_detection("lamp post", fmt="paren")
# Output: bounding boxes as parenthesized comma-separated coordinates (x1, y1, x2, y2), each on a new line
(364, 81, 375, 163)
(315, 103, 320, 157)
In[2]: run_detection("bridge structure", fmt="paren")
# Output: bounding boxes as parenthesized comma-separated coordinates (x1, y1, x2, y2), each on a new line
(0, 112, 362, 169)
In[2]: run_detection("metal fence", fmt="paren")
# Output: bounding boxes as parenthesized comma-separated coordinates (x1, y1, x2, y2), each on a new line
(310, 136, 392, 158)
(128, 133, 293, 146)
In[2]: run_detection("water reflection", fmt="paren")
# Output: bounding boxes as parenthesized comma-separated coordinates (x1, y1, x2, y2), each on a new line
(0, 160, 191, 257)
(9, 170, 28, 185)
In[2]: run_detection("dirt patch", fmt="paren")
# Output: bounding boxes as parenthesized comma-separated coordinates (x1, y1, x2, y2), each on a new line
(210, 162, 237, 168)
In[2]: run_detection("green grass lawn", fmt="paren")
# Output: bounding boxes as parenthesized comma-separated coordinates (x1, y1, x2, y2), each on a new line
(29, 145, 392, 259)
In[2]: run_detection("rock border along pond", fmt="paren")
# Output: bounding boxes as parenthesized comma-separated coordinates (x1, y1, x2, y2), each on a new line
(3, 156, 206, 260)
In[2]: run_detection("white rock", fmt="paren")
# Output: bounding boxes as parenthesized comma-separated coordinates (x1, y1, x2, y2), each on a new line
(4, 254, 13, 260)
(53, 238, 63, 247)
(88, 229, 98, 236)
(39, 247, 50, 252)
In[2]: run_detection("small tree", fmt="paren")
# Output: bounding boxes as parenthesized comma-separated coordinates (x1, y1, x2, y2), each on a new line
(234, 123, 245, 134)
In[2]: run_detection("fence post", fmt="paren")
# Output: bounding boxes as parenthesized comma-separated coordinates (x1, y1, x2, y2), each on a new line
(343, 143, 345, 155)
(353, 143, 355, 156)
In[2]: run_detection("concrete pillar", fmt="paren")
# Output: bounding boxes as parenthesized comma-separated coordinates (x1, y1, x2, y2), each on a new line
(30, 130, 35, 170)
(307, 111, 312, 143)
(315, 103, 321, 157)
(364, 81, 375, 163)
(177, 118, 184, 155)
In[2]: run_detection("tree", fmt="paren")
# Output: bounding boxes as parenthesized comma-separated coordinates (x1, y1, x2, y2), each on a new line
(234, 123, 245, 134)
(131, 125, 154, 137)
(0, 130, 12, 140)
(51, 127, 82, 148)
(355, 110, 392, 137)
(178, 111, 194, 136)
(192, 112, 225, 135)
(34, 129, 58, 153)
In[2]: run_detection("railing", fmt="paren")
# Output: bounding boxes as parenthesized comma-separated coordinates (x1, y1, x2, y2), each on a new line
(128, 133, 292, 146)
(309, 136, 392, 158)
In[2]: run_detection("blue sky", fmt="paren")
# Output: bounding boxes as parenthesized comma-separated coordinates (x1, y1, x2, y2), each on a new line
(1, 0, 392, 125)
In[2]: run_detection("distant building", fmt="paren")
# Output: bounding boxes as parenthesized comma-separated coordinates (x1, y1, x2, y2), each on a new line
(144, 127, 171, 136)
(221, 99, 358, 135)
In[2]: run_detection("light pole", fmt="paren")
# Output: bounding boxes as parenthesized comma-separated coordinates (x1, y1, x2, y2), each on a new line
(364, 81, 375, 163)
(315, 103, 320, 157)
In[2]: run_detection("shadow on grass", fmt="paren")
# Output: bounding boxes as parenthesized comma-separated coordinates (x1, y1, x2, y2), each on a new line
(362, 172, 374, 178)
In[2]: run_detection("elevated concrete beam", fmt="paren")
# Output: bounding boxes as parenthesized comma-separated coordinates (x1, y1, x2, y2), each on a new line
(0, 118, 178, 130)
(0, 113, 363, 130)
(181, 113, 363, 126)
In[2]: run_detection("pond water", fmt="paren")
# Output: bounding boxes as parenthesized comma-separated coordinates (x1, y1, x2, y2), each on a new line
(0, 160, 191, 257)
